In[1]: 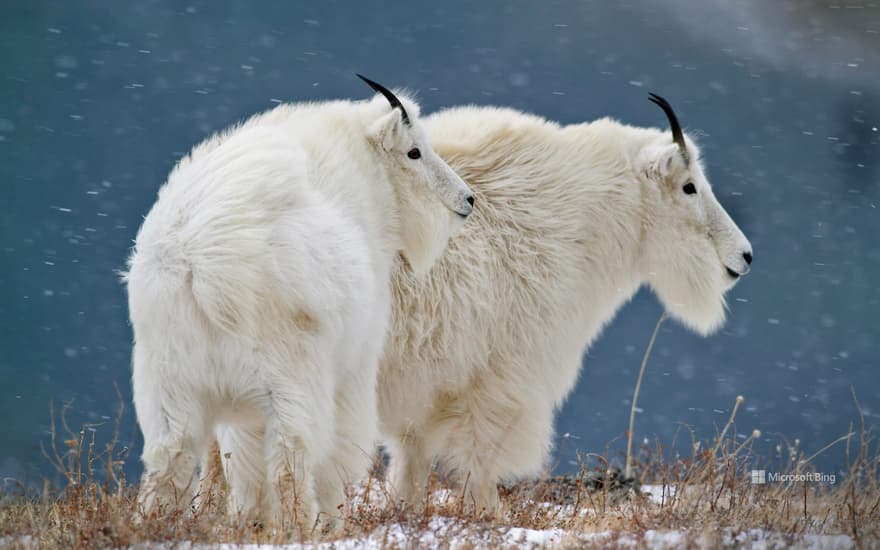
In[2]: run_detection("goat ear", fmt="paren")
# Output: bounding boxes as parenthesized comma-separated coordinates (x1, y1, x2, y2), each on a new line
(367, 109, 406, 152)
(638, 142, 686, 182)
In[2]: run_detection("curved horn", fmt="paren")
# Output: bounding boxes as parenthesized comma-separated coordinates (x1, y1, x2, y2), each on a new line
(357, 74, 410, 126)
(648, 93, 688, 162)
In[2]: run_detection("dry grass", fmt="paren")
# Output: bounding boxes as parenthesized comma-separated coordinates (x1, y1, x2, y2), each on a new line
(1, 399, 877, 549)
(2, 334, 878, 548)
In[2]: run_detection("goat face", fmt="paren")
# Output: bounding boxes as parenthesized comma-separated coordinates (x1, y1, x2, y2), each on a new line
(638, 97, 752, 336)
(360, 76, 474, 276)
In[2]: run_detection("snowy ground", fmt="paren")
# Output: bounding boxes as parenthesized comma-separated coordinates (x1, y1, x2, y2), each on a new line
(189, 523, 854, 550)
(0, 485, 857, 549)
(195, 484, 853, 550)
(0, 527, 856, 550)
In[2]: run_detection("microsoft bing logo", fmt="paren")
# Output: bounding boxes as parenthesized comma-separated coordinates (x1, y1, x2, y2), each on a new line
(748, 470, 836, 484)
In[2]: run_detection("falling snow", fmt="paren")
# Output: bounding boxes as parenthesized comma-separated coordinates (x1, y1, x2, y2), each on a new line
(0, 0, 877, 489)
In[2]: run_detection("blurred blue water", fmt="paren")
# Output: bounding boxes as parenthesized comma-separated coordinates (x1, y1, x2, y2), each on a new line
(1, 0, 877, 484)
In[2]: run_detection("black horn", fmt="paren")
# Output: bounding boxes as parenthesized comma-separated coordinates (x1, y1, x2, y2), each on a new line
(648, 93, 688, 163)
(357, 74, 410, 126)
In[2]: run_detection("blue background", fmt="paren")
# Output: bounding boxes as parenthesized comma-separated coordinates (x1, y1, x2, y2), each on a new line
(1, 0, 878, 484)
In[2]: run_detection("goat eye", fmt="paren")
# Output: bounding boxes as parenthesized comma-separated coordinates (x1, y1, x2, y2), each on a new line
(683, 182, 697, 195)
(407, 148, 421, 160)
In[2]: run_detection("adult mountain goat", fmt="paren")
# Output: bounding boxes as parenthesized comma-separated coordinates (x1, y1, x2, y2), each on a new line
(124, 75, 474, 529)
(378, 95, 753, 513)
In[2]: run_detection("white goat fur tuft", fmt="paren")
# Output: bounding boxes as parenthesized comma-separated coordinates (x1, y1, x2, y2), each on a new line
(379, 105, 752, 512)
(124, 92, 473, 529)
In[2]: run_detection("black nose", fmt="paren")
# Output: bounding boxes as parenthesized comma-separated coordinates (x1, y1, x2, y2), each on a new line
(743, 252, 752, 265)
(466, 195, 474, 207)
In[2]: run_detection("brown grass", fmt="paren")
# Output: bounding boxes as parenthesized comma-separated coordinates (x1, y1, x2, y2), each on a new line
(2, 338, 878, 548)
(1, 397, 877, 549)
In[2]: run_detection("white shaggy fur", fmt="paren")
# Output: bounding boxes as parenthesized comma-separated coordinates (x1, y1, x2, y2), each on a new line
(378, 104, 753, 513)
(124, 89, 473, 529)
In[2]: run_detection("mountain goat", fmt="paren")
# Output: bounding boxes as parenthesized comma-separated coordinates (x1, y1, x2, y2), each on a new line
(124, 75, 474, 530)
(378, 95, 753, 513)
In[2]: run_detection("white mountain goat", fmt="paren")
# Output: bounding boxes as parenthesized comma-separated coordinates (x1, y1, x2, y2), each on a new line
(377, 95, 753, 513)
(124, 75, 474, 530)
